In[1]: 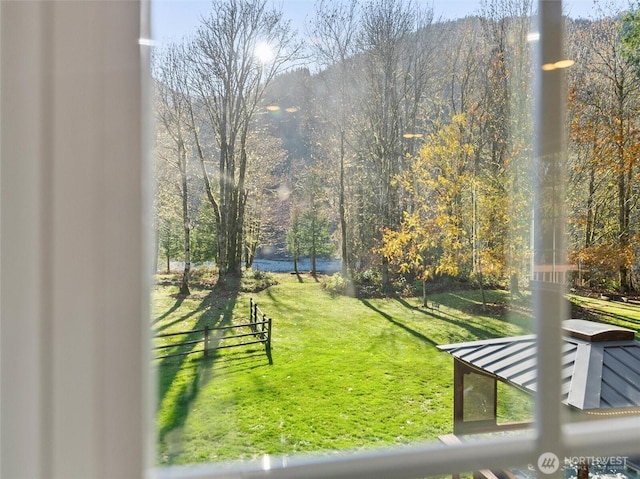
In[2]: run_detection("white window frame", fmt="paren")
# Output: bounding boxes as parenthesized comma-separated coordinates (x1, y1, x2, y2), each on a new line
(1, 1, 638, 478)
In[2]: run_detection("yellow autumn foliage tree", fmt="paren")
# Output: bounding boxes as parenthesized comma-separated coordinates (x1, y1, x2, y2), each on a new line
(381, 114, 474, 291)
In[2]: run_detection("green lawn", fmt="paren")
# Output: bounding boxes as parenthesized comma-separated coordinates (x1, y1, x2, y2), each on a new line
(153, 272, 536, 466)
(568, 293, 640, 339)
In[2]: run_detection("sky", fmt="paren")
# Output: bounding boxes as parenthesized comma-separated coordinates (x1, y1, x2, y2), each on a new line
(151, 0, 633, 44)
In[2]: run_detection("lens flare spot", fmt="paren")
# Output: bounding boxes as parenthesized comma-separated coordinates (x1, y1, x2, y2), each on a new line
(254, 41, 275, 64)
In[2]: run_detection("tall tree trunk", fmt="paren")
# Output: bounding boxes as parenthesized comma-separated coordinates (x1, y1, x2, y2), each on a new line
(155, 225, 160, 273)
(311, 216, 318, 276)
(193, 125, 222, 274)
(218, 145, 231, 276)
(422, 279, 427, 307)
(179, 152, 191, 296)
(585, 164, 595, 248)
(381, 256, 391, 292)
(225, 187, 243, 276)
(340, 131, 349, 277)
(617, 115, 630, 293)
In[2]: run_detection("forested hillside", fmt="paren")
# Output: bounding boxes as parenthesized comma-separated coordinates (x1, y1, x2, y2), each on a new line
(154, 0, 640, 294)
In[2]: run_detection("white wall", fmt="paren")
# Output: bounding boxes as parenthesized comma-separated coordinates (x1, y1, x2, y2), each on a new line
(1, 1, 151, 477)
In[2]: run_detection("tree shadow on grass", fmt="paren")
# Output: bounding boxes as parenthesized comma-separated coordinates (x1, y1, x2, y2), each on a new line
(361, 299, 437, 346)
(570, 300, 640, 335)
(155, 276, 242, 462)
(152, 295, 185, 326)
(443, 293, 533, 331)
(156, 292, 228, 412)
(394, 297, 512, 341)
(153, 300, 209, 336)
(209, 347, 272, 378)
(264, 286, 293, 311)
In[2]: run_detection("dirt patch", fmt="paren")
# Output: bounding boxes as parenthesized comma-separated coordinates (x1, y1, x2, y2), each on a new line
(469, 302, 508, 317)
(569, 300, 601, 321)
(571, 287, 640, 302)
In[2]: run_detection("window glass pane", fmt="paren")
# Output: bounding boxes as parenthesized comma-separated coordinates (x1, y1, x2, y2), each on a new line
(463, 370, 496, 423)
(497, 381, 533, 425)
(149, 0, 637, 473)
(562, 1, 640, 430)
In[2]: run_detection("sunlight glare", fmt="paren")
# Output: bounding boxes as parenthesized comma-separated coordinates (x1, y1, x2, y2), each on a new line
(262, 454, 272, 471)
(255, 41, 275, 64)
(542, 59, 575, 71)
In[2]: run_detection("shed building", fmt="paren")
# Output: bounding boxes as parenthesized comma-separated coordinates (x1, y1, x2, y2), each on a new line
(437, 319, 640, 478)
(439, 319, 640, 431)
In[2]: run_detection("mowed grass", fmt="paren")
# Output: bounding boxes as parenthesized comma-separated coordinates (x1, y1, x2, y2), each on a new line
(153, 273, 534, 466)
(568, 294, 640, 339)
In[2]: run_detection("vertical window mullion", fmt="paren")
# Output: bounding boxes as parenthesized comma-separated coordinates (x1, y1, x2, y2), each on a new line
(533, 1, 566, 474)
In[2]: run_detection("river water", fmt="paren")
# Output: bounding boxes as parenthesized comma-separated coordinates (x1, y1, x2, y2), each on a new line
(251, 258, 341, 274)
(167, 258, 342, 274)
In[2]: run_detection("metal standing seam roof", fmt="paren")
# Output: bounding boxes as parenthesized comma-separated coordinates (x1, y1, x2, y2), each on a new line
(437, 320, 640, 411)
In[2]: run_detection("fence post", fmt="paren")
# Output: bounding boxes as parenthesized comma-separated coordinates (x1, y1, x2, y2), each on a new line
(204, 325, 210, 358)
(265, 316, 272, 365)
(250, 299, 256, 333)
(254, 301, 259, 332)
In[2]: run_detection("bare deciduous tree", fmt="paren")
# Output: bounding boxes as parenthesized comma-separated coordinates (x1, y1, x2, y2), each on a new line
(154, 44, 196, 295)
(308, 0, 361, 278)
(568, 9, 640, 291)
(188, 0, 304, 276)
(357, 0, 434, 289)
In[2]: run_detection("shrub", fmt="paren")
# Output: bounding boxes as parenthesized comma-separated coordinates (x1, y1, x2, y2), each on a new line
(322, 273, 356, 297)
(392, 275, 419, 297)
(241, 269, 278, 292)
(188, 265, 218, 286)
(353, 269, 381, 285)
